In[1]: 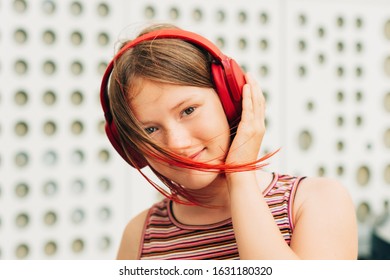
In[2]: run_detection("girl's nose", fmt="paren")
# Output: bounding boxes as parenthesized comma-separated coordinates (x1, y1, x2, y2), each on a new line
(164, 126, 192, 154)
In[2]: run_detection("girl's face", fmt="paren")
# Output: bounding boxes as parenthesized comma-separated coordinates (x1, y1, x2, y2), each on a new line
(130, 79, 231, 190)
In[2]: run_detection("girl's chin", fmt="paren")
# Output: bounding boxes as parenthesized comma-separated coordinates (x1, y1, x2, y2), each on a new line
(176, 172, 224, 190)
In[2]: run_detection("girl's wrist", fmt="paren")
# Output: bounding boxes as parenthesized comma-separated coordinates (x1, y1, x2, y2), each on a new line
(226, 171, 258, 192)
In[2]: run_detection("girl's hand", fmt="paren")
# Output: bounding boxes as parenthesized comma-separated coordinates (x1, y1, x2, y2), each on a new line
(225, 73, 266, 166)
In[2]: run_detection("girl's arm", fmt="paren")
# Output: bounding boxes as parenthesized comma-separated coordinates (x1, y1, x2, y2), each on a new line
(225, 74, 358, 259)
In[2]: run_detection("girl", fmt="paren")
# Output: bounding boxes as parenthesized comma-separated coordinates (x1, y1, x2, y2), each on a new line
(100, 23, 358, 260)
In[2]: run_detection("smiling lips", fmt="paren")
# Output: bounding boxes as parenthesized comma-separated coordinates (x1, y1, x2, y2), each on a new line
(188, 148, 205, 160)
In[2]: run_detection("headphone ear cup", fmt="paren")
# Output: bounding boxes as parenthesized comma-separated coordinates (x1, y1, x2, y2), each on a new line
(105, 122, 148, 168)
(211, 59, 245, 124)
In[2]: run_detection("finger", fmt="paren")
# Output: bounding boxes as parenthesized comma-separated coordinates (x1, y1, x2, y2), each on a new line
(241, 83, 253, 122)
(245, 73, 265, 122)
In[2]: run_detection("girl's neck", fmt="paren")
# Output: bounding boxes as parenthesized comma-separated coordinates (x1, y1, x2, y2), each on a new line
(171, 170, 274, 226)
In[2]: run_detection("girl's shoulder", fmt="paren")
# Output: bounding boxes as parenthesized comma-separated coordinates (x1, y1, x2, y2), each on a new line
(116, 207, 151, 260)
(292, 176, 355, 226)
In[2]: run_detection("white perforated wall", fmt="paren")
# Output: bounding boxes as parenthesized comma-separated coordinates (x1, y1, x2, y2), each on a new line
(0, 0, 389, 259)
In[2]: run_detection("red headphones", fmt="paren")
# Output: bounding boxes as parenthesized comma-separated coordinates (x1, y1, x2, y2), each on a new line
(100, 29, 246, 168)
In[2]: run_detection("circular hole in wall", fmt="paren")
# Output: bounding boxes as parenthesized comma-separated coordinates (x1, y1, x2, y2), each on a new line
(336, 16, 345, 28)
(13, 0, 27, 13)
(98, 178, 111, 193)
(298, 130, 313, 150)
(71, 61, 83, 75)
(71, 31, 83, 46)
(192, 8, 203, 21)
(43, 150, 58, 166)
(43, 90, 56, 106)
(259, 65, 269, 77)
(216, 37, 225, 49)
(72, 238, 84, 253)
(356, 91, 363, 102)
(356, 165, 370, 186)
(382, 91, 390, 112)
(71, 90, 84, 105)
(15, 213, 29, 228)
(336, 91, 344, 102)
(71, 179, 85, 194)
(44, 241, 57, 256)
(336, 140, 344, 152)
(97, 32, 109, 46)
(42, 30, 56, 45)
(317, 53, 326, 64)
(384, 19, 390, 40)
(355, 66, 363, 77)
(216, 10, 225, 22)
(355, 17, 363, 29)
(298, 65, 307, 77)
(317, 166, 326, 176)
(71, 120, 84, 135)
(15, 183, 29, 198)
(306, 101, 314, 111)
(384, 164, 390, 185)
(15, 90, 28, 106)
(384, 128, 390, 148)
(43, 121, 57, 136)
(15, 244, 29, 259)
(259, 39, 268, 50)
(42, 0, 56, 15)
(98, 149, 110, 163)
(43, 181, 58, 196)
(298, 14, 307, 26)
(97, 61, 107, 75)
(15, 152, 29, 167)
(238, 38, 247, 50)
(355, 42, 363, 53)
(336, 66, 345, 77)
(14, 60, 28, 75)
(97, 120, 105, 134)
(355, 115, 363, 127)
(98, 207, 111, 221)
(336, 115, 344, 127)
(70, 1, 83, 16)
(144, 6, 155, 19)
(14, 29, 28, 44)
(385, 56, 390, 77)
(43, 60, 56, 75)
(98, 236, 111, 251)
(317, 26, 326, 38)
(336, 41, 344, 52)
(356, 202, 371, 223)
(336, 165, 344, 176)
(259, 12, 268, 24)
(43, 211, 57, 226)
(298, 39, 306, 52)
(71, 209, 85, 224)
(238, 11, 247, 23)
(71, 150, 85, 164)
(97, 3, 110, 17)
(169, 7, 179, 19)
(15, 121, 28, 137)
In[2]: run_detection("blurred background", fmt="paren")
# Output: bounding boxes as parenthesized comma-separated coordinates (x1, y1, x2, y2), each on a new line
(0, 0, 389, 260)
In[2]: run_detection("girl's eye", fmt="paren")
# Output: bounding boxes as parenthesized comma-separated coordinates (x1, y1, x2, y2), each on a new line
(145, 127, 158, 134)
(183, 106, 195, 116)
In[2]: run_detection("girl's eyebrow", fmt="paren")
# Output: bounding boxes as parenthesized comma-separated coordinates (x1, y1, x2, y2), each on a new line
(169, 94, 200, 112)
(169, 99, 190, 112)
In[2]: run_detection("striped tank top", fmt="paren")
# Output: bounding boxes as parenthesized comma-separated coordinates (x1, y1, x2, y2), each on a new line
(138, 173, 304, 260)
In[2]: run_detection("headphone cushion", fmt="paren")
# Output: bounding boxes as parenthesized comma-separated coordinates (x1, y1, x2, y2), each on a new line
(211, 60, 245, 124)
